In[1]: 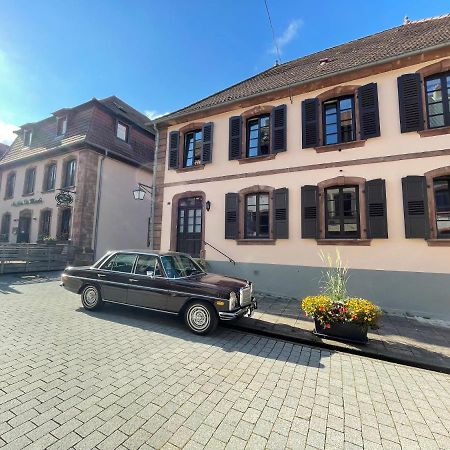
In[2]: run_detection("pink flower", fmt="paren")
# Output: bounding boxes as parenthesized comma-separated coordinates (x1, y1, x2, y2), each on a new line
(325, 323, 331, 329)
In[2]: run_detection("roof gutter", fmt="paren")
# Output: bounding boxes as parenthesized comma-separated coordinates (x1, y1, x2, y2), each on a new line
(152, 41, 450, 126)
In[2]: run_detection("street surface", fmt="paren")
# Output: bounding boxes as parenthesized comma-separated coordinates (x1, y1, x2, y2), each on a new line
(0, 275, 449, 449)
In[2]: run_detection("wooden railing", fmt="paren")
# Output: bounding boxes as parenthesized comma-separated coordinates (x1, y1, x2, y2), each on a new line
(0, 243, 75, 274)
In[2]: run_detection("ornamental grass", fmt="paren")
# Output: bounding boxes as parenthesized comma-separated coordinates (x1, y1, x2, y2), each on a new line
(301, 250, 382, 328)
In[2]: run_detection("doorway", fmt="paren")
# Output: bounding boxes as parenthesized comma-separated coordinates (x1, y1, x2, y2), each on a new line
(17, 211, 32, 243)
(176, 196, 203, 257)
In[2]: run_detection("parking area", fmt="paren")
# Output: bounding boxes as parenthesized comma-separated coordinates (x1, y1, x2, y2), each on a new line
(1, 273, 449, 449)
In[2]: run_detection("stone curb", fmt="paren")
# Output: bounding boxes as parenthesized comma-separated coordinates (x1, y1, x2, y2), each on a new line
(223, 321, 450, 375)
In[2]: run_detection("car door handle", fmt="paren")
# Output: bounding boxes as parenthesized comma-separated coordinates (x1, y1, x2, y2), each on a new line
(97, 274, 106, 278)
(129, 279, 138, 283)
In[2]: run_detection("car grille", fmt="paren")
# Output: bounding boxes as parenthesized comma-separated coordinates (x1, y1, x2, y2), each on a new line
(239, 286, 251, 306)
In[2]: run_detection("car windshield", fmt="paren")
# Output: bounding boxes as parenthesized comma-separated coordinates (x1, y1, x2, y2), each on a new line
(160, 254, 205, 278)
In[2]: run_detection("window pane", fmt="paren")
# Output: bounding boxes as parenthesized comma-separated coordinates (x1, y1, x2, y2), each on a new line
(339, 98, 353, 110)
(259, 210, 269, 236)
(135, 255, 161, 276)
(434, 178, 450, 237)
(105, 254, 136, 273)
(428, 101, 443, 116)
(326, 124, 337, 134)
(429, 115, 445, 128)
(326, 186, 359, 238)
(426, 78, 441, 93)
(325, 114, 337, 125)
(325, 134, 338, 145)
(260, 116, 270, 127)
(117, 122, 128, 141)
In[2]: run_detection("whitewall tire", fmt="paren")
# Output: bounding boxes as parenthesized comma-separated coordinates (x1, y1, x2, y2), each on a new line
(184, 301, 218, 335)
(81, 285, 103, 311)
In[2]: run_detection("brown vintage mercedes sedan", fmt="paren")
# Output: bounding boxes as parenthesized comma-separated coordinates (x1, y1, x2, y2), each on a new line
(61, 250, 257, 335)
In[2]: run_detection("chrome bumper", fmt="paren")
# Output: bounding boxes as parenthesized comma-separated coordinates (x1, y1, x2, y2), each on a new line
(219, 298, 257, 321)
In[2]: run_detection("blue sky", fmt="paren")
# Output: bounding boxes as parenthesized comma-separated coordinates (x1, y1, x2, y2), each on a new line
(0, 0, 448, 144)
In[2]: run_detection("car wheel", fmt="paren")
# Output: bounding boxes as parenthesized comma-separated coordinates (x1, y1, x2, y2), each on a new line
(184, 301, 218, 335)
(81, 284, 103, 311)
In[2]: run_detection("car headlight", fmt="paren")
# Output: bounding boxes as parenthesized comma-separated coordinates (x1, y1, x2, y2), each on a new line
(229, 292, 238, 310)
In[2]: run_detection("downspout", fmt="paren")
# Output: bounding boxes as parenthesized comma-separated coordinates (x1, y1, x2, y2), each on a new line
(149, 123, 159, 249)
(93, 150, 107, 260)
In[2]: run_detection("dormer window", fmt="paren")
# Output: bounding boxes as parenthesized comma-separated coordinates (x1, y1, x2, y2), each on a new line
(57, 116, 67, 136)
(23, 130, 32, 147)
(116, 121, 129, 142)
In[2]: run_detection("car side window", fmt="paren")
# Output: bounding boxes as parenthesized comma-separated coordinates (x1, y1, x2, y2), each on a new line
(101, 253, 136, 273)
(134, 255, 163, 277)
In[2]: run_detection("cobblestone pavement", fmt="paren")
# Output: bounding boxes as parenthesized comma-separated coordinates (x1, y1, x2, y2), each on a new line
(1, 274, 450, 450)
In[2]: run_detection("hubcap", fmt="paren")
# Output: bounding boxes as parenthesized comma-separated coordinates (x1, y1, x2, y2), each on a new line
(188, 305, 210, 331)
(83, 287, 98, 307)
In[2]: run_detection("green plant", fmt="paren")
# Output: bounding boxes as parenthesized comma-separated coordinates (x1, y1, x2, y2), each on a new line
(43, 236, 56, 242)
(301, 250, 382, 328)
(193, 258, 208, 271)
(319, 250, 348, 301)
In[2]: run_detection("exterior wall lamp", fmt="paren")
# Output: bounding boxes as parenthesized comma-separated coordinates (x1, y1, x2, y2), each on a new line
(132, 183, 153, 201)
(206, 200, 211, 211)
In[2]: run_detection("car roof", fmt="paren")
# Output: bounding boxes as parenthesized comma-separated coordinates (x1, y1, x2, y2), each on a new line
(105, 250, 189, 257)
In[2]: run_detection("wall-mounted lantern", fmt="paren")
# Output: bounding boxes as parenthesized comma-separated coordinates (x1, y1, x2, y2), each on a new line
(205, 200, 211, 211)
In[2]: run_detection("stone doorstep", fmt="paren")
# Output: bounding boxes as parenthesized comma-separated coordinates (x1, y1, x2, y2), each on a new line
(224, 296, 450, 375)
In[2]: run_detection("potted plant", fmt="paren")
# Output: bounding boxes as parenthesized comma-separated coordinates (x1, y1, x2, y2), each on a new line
(301, 251, 381, 344)
(43, 236, 57, 246)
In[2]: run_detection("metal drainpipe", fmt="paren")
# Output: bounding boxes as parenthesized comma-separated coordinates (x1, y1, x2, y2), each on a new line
(149, 123, 159, 249)
(93, 151, 107, 260)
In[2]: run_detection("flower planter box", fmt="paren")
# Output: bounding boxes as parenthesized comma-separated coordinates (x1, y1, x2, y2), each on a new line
(313, 318, 368, 344)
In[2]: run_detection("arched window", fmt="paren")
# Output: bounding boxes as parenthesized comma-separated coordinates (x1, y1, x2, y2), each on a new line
(245, 192, 270, 238)
(324, 185, 360, 239)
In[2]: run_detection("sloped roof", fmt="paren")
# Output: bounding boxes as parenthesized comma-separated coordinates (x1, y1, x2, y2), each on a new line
(0, 97, 154, 167)
(156, 15, 450, 123)
(99, 96, 150, 129)
(0, 143, 9, 158)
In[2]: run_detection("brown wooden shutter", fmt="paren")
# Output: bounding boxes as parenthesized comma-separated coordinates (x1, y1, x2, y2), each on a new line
(302, 99, 319, 148)
(301, 185, 319, 238)
(229, 116, 242, 160)
(358, 83, 380, 139)
(365, 179, 387, 238)
(397, 74, 424, 133)
(401, 176, 429, 238)
(201, 122, 213, 164)
(271, 105, 287, 153)
(168, 131, 180, 169)
(225, 193, 239, 239)
(273, 188, 289, 239)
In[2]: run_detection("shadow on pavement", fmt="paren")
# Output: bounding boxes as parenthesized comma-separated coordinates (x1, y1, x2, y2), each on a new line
(0, 271, 62, 294)
(75, 302, 331, 369)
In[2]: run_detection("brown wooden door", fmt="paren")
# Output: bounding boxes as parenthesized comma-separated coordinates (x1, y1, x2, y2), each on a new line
(176, 197, 203, 257)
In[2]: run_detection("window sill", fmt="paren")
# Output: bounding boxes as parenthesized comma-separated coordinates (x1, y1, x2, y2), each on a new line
(176, 165, 205, 173)
(418, 126, 450, 138)
(238, 154, 276, 164)
(237, 239, 276, 245)
(316, 239, 371, 246)
(314, 140, 366, 153)
(427, 239, 450, 247)
(42, 189, 55, 194)
(22, 193, 35, 197)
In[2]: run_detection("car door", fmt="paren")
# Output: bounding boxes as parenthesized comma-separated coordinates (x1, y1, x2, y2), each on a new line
(127, 254, 172, 310)
(96, 252, 137, 303)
